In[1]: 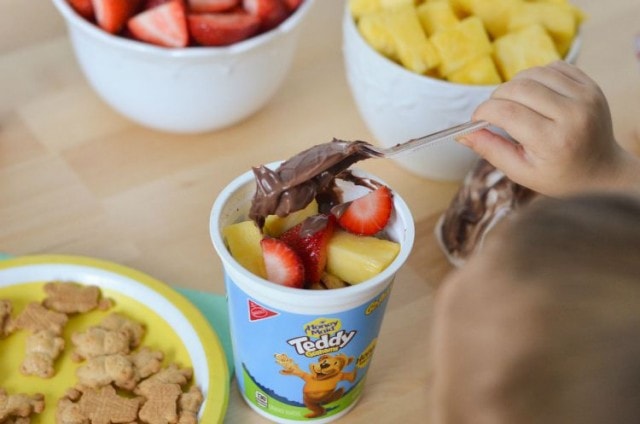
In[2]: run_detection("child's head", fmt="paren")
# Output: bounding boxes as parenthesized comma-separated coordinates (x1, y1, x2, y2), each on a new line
(431, 192, 640, 424)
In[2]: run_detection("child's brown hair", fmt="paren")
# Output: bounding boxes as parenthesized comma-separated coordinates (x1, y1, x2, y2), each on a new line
(487, 192, 640, 423)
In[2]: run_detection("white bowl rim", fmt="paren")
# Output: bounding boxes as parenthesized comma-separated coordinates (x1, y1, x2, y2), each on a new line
(342, 2, 582, 91)
(51, 0, 315, 58)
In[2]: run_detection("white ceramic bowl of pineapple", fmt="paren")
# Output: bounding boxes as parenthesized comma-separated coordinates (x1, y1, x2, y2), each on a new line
(342, 0, 582, 181)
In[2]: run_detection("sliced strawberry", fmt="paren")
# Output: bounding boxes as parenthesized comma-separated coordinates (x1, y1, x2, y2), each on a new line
(334, 186, 393, 236)
(144, 0, 185, 10)
(243, 0, 288, 31)
(260, 237, 305, 288)
(128, 0, 188, 47)
(280, 215, 336, 286)
(187, 12, 260, 46)
(144, 0, 168, 9)
(282, 0, 302, 12)
(69, 0, 95, 20)
(188, 0, 240, 13)
(92, 0, 143, 34)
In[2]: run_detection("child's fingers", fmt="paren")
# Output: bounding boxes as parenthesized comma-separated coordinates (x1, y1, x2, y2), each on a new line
(472, 98, 553, 157)
(511, 61, 587, 99)
(459, 128, 533, 185)
(491, 77, 571, 121)
(547, 60, 592, 86)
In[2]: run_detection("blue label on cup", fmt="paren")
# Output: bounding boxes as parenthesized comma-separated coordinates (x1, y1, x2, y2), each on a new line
(225, 274, 392, 421)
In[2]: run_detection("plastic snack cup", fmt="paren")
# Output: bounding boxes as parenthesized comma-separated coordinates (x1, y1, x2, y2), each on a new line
(210, 166, 415, 423)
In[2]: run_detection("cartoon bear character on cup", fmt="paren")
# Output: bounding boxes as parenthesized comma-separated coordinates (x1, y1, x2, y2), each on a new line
(275, 352, 357, 418)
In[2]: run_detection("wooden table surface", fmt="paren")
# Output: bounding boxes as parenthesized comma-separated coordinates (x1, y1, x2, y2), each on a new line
(1, 0, 639, 422)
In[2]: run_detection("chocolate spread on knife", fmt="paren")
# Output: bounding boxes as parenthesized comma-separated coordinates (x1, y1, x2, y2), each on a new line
(249, 139, 378, 229)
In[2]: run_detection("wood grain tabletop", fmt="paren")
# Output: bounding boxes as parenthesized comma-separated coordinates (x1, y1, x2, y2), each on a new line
(1, 0, 638, 422)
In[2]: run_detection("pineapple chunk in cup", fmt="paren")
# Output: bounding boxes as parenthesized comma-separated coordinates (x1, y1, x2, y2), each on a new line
(210, 164, 414, 423)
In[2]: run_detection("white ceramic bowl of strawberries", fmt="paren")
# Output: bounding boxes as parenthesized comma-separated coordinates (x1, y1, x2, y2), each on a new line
(51, 0, 314, 133)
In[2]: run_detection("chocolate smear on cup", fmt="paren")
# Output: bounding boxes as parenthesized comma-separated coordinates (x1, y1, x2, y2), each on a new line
(435, 159, 536, 266)
(249, 139, 380, 229)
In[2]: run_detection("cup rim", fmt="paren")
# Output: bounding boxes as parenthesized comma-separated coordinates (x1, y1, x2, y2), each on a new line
(210, 164, 416, 303)
(51, 0, 316, 58)
(342, 1, 583, 90)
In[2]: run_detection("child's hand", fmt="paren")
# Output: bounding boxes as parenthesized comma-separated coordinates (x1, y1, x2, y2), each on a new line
(460, 61, 639, 196)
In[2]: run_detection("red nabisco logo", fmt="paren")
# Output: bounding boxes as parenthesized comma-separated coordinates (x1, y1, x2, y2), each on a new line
(248, 300, 279, 322)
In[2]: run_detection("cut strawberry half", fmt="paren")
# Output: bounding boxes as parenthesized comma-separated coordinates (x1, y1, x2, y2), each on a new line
(128, 0, 188, 47)
(243, 0, 288, 31)
(282, 0, 302, 12)
(69, 0, 95, 20)
(280, 214, 336, 286)
(260, 237, 305, 288)
(334, 185, 393, 236)
(187, 12, 260, 46)
(144, 0, 185, 10)
(188, 0, 240, 13)
(92, 0, 142, 34)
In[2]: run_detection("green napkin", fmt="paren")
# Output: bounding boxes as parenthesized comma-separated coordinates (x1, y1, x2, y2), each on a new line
(176, 286, 234, 376)
(0, 253, 234, 376)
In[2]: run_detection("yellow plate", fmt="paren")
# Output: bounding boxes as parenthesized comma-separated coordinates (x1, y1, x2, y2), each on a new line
(0, 254, 229, 423)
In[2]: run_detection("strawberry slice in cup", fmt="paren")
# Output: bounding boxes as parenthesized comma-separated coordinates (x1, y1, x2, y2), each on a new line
(334, 185, 393, 236)
(260, 237, 305, 289)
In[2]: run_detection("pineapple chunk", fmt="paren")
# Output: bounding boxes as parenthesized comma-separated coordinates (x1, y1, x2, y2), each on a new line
(493, 24, 560, 81)
(508, 2, 577, 56)
(447, 55, 502, 85)
(263, 200, 318, 237)
(321, 272, 350, 289)
(358, 13, 399, 60)
(570, 4, 586, 26)
(448, 0, 473, 18)
(469, 0, 522, 39)
(326, 230, 400, 285)
(379, 0, 415, 9)
(431, 16, 493, 77)
(349, 0, 382, 19)
(349, 0, 415, 19)
(417, 1, 459, 36)
(383, 5, 441, 73)
(223, 220, 266, 278)
(536, 0, 588, 23)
